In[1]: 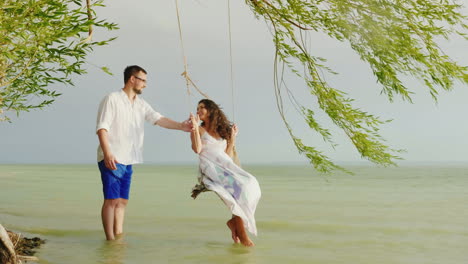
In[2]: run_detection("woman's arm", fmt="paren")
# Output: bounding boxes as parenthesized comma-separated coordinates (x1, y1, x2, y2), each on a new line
(225, 124, 238, 157)
(190, 113, 203, 154)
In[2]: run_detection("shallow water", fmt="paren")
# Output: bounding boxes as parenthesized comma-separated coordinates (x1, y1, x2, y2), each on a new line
(0, 164, 467, 264)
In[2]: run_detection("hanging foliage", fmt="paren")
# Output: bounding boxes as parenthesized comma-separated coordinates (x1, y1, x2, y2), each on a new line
(2, 0, 467, 173)
(245, 0, 468, 173)
(0, 0, 117, 122)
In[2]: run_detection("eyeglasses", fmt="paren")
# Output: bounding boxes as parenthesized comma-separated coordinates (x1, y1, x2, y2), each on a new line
(133, 76, 147, 83)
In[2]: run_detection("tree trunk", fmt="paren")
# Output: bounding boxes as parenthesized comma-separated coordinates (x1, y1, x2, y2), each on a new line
(0, 223, 17, 264)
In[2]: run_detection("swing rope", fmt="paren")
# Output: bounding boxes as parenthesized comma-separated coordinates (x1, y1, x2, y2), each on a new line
(226, 0, 240, 166)
(174, 0, 211, 107)
(175, 0, 240, 164)
(227, 0, 236, 122)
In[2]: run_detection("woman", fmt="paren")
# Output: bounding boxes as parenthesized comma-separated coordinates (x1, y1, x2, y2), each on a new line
(189, 99, 261, 247)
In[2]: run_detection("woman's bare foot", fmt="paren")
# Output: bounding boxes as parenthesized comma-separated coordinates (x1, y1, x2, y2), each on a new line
(233, 216, 254, 247)
(227, 218, 240, 243)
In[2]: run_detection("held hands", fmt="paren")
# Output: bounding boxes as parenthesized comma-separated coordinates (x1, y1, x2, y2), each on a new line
(181, 117, 193, 132)
(189, 113, 200, 130)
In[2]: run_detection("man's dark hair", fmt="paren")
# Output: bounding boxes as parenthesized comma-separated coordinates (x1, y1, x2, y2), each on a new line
(124, 65, 147, 83)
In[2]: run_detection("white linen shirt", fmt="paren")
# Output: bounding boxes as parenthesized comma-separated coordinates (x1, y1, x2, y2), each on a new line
(96, 90, 163, 165)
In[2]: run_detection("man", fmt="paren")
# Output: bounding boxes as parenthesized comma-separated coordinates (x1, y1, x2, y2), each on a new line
(96, 65, 191, 240)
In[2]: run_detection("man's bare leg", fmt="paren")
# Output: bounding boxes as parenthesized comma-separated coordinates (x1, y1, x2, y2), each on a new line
(102, 199, 118, 240)
(114, 198, 128, 236)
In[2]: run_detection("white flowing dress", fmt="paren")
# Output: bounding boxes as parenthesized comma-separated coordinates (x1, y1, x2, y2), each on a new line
(192, 132, 261, 236)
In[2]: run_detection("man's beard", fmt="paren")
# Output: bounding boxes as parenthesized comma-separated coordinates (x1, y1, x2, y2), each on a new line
(133, 87, 142, 95)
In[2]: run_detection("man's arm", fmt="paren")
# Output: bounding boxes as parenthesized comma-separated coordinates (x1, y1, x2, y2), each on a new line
(97, 129, 118, 170)
(156, 117, 192, 132)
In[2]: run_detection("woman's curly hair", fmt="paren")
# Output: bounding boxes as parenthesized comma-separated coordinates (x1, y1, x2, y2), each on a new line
(199, 99, 232, 141)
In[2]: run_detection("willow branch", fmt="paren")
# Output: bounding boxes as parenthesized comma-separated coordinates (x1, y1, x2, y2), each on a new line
(0, 48, 39, 89)
(81, 0, 94, 43)
(253, 0, 313, 31)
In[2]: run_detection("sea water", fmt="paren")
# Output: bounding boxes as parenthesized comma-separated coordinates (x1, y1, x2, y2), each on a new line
(0, 164, 467, 264)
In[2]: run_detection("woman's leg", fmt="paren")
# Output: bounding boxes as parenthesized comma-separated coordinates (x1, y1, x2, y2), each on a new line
(227, 216, 240, 243)
(233, 216, 254, 247)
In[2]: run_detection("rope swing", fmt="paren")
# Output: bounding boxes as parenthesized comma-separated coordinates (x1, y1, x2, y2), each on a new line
(174, 0, 236, 120)
(174, 0, 240, 165)
(174, 0, 212, 107)
(227, 0, 236, 122)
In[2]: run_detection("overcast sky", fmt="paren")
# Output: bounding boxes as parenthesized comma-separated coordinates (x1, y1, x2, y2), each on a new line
(1, 0, 467, 165)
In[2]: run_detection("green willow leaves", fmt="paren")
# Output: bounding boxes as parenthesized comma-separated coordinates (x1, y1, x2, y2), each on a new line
(246, 0, 468, 173)
(0, 0, 117, 122)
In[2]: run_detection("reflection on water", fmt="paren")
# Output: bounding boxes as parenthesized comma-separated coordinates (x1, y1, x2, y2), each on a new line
(210, 242, 257, 263)
(227, 243, 253, 255)
(97, 236, 127, 264)
(226, 243, 256, 264)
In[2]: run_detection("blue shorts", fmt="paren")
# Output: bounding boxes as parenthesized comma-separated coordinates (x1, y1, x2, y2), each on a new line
(98, 161, 133, 200)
